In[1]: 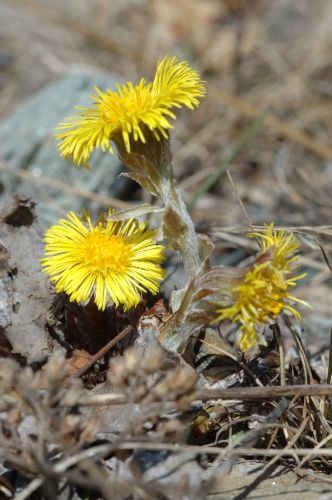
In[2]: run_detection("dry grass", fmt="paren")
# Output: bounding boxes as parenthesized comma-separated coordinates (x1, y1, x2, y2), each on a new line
(0, 0, 332, 497)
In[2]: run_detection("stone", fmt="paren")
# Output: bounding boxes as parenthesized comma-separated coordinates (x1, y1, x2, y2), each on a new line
(210, 459, 332, 499)
(0, 73, 130, 227)
(0, 198, 55, 363)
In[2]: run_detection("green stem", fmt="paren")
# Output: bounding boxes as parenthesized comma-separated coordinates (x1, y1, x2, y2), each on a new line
(116, 133, 203, 283)
(160, 172, 202, 281)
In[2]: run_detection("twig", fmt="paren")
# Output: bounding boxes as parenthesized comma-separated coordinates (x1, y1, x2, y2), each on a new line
(283, 314, 314, 385)
(52, 444, 113, 474)
(14, 477, 44, 500)
(316, 239, 332, 274)
(0, 161, 131, 210)
(200, 384, 332, 401)
(72, 383, 332, 407)
(73, 393, 126, 406)
(71, 325, 134, 378)
(215, 398, 289, 475)
(226, 169, 253, 232)
(261, 416, 309, 473)
(296, 430, 332, 469)
(271, 323, 286, 385)
(327, 328, 332, 385)
(323, 328, 332, 419)
(114, 441, 332, 458)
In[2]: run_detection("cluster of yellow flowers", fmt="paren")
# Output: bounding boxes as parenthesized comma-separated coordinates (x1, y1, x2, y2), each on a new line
(41, 56, 307, 351)
(42, 56, 204, 313)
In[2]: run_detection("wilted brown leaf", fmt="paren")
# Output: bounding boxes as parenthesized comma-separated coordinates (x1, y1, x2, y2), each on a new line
(0, 196, 54, 363)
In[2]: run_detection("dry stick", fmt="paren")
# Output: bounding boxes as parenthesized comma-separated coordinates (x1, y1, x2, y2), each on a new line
(271, 324, 286, 385)
(327, 328, 332, 385)
(25, 426, 328, 478)
(216, 398, 289, 477)
(75, 383, 332, 407)
(114, 441, 332, 458)
(0, 161, 131, 210)
(51, 444, 113, 475)
(315, 238, 332, 274)
(322, 328, 332, 419)
(279, 336, 286, 388)
(261, 416, 310, 473)
(226, 169, 254, 233)
(213, 224, 332, 238)
(200, 384, 332, 401)
(283, 314, 314, 385)
(71, 325, 134, 378)
(296, 430, 332, 469)
(266, 426, 279, 451)
(75, 393, 126, 406)
(14, 478, 44, 500)
(240, 397, 288, 450)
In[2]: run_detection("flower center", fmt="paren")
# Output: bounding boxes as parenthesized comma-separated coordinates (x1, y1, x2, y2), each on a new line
(80, 226, 130, 274)
(102, 84, 151, 123)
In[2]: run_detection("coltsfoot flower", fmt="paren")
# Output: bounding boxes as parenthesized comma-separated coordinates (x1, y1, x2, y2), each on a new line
(56, 55, 205, 166)
(248, 224, 300, 273)
(41, 211, 165, 311)
(216, 224, 308, 351)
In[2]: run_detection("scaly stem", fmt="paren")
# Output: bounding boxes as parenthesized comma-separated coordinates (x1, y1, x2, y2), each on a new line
(115, 132, 203, 284)
(159, 170, 201, 281)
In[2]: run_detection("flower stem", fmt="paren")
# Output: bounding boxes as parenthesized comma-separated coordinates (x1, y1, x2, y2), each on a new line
(160, 171, 201, 281)
(115, 132, 203, 283)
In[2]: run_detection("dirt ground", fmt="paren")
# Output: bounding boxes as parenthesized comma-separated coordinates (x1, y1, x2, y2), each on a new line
(0, 0, 332, 498)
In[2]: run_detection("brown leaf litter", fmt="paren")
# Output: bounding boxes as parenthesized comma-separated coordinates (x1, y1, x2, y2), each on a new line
(0, 197, 332, 498)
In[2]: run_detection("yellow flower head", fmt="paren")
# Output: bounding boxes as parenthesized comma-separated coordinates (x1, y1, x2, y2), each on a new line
(41, 211, 165, 311)
(248, 223, 300, 273)
(217, 225, 308, 351)
(56, 56, 205, 166)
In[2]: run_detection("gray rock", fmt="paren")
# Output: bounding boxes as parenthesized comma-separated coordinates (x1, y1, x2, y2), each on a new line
(0, 278, 11, 329)
(0, 221, 53, 363)
(209, 459, 332, 499)
(0, 73, 129, 226)
(0, 197, 59, 363)
(107, 451, 206, 500)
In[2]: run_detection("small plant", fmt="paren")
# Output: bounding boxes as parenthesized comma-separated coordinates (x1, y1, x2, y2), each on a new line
(41, 55, 308, 352)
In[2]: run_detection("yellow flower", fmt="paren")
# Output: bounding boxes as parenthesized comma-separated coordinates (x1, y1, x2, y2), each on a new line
(248, 223, 300, 273)
(216, 225, 308, 351)
(41, 211, 165, 311)
(56, 55, 205, 166)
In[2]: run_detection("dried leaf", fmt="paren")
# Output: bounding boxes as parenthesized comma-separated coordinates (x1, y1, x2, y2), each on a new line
(66, 348, 92, 376)
(160, 266, 245, 353)
(107, 203, 163, 221)
(0, 197, 54, 363)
